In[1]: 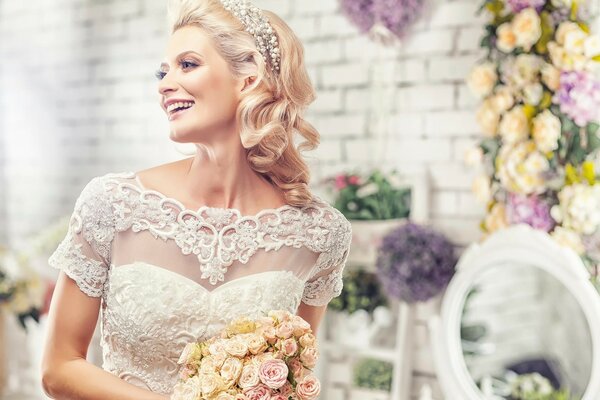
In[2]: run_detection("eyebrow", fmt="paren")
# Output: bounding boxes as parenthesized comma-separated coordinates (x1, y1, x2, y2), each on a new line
(160, 51, 203, 69)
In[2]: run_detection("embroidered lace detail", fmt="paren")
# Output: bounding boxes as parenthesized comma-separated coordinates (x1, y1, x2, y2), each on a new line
(301, 267, 346, 307)
(48, 233, 109, 298)
(102, 263, 303, 394)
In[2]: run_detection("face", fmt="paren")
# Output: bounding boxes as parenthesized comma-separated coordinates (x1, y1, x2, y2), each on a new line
(156, 25, 247, 143)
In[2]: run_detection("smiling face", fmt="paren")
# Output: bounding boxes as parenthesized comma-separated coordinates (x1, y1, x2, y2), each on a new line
(157, 25, 246, 144)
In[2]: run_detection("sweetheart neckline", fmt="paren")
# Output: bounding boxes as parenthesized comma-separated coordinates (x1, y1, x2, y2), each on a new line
(112, 262, 304, 295)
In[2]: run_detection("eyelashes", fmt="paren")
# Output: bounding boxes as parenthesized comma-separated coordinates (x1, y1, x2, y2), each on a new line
(154, 60, 198, 81)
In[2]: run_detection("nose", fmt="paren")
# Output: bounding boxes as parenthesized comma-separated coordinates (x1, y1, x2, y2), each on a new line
(157, 72, 177, 97)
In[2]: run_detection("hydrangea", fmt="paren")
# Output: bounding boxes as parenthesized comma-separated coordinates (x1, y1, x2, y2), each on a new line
(375, 223, 457, 303)
(553, 70, 600, 127)
(506, 0, 546, 13)
(340, 0, 424, 39)
(506, 193, 556, 232)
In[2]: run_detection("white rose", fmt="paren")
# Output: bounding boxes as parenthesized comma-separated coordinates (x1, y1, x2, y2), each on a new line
(532, 110, 561, 153)
(472, 175, 492, 204)
(523, 82, 544, 105)
(491, 85, 515, 113)
(485, 203, 509, 233)
(356, 182, 379, 198)
(220, 357, 244, 384)
(497, 23, 517, 53)
(476, 98, 500, 137)
(541, 63, 560, 91)
(499, 106, 529, 144)
(551, 226, 585, 254)
(513, 8, 542, 51)
(556, 22, 581, 46)
(467, 62, 498, 98)
(584, 34, 600, 58)
(171, 376, 202, 400)
(224, 339, 248, 358)
(563, 26, 587, 55)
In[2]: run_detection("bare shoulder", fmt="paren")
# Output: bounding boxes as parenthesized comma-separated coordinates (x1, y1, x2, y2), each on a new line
(135, 158, 191, 189)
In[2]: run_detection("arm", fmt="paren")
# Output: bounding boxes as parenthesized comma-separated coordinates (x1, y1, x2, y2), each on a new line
(41, 272, 169, 400)
(296, 303, 327, 336)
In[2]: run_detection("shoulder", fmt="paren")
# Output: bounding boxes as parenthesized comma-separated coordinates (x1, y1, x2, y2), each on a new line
(304, 195, 352, 253)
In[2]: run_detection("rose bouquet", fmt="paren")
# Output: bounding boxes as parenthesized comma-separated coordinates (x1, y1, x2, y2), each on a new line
(172, 310, 321, 400)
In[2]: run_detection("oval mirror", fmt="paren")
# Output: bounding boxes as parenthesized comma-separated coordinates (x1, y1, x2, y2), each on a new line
(430, 224, 600, 400)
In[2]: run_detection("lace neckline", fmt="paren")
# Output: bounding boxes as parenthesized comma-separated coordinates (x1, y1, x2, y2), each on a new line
(128, 171, 303, 219)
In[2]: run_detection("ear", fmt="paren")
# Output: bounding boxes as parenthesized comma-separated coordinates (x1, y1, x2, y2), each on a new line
(240, 75, 257, 92)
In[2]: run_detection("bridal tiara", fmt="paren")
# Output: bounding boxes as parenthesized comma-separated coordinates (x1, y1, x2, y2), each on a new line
(219, 0, 281, 72)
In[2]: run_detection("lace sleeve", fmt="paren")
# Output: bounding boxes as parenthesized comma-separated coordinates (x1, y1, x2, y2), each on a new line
(301, 208, 352, 307)
(48, 176, 115, 298)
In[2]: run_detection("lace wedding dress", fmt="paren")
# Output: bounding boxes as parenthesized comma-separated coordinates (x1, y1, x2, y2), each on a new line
(48, 171, 352, 395)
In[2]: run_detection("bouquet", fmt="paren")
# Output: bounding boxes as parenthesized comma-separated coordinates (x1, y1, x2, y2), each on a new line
(172, 310, 321, 400)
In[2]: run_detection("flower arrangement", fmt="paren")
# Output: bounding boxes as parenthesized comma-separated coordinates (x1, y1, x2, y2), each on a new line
(509, 373, 573, 400)
(328, 270, 388, 315)
(327, 170, 411, 220)
(340, 0, 426, 42)
(353, 357, 393, 392)
(466, 0, 600, 286)
(0, 246, 45, 330)
(375, 223, 457, 303)
(173, 310, 320, 400)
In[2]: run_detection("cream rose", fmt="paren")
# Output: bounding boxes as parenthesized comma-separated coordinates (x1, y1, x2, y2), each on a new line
(275, 322, 294, 339)
(472, 175, 492, 204)
(221, 357, 244, 384)
(499, 106, 529, 143)
(556, 21, 581, 46)
(177, 343, 197, 365)
(247, 334, 268, 355)
(563, 26, 587, 55)
(171, 376, 202, 400)
(485, 203, 509, 233)
(541, 63, 560, 91)
(298, 333, 316, 348)
(532, 109, 561, 153)
(201, 373, 224, 398)
(523, 82, 543, 105)
(216, 392, 237, 400)
(584, 35, 600, 58)
(491, 85, 515, 113)
(551, 226, 585, 254)
(296, 375, 321, 400)
(290, 315, 312, 336)
(299, 347, 318, 368)
(497, 23, 517, 53)
(476, 98, 500, 137)
(225, 339, 249, 358)
(513, 8, 542, 51)
(467, 62, 498, 98)
(239, 364, 261, 389)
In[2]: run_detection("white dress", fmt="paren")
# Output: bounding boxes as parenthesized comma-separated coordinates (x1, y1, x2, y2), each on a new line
(48, 171, 352, 395)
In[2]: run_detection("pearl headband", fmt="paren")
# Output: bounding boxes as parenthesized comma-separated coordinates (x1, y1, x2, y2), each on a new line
(219, 0, 281, 72)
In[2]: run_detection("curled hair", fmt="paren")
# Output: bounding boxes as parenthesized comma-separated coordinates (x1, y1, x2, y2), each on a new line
(167, 0, 320, 207)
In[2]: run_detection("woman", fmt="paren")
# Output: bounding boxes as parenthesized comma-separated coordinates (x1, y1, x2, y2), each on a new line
(41, 0, 352, 398)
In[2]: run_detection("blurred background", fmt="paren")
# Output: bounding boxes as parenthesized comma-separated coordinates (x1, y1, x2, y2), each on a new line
(1, 0, 600, 399)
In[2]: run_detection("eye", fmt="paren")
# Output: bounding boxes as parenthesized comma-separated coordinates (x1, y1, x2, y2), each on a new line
(154, 60, 198, 81)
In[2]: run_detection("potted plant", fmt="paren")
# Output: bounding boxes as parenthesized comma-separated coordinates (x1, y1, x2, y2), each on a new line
(350, 357, 394, 400)
(327, 169, 412, 266)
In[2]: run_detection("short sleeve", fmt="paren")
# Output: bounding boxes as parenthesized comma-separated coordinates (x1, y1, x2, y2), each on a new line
(48, 176, 115, 298)
(301, 207, 352, 307)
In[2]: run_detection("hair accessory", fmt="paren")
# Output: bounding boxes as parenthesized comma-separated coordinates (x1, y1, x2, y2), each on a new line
(219, 0, 281, 72)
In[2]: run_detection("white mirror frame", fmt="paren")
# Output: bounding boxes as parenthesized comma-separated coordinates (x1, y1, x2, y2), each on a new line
(429, 224, 600, 400)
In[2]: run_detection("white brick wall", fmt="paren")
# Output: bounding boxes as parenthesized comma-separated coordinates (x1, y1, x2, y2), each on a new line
(3, 1, 598, 399)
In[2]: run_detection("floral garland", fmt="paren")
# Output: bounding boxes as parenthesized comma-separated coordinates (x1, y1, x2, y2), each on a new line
(466, 0, 600, 285)
(339, 0, 426, 42)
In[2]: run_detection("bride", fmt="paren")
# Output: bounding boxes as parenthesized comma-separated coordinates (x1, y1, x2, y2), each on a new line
(40, 0, 352, 398)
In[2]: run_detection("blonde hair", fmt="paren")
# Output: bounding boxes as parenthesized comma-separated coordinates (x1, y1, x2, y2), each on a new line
(167, 0, 320, 207)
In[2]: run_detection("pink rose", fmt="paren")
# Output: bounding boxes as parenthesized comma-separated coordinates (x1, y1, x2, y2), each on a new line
(281, 338, 298, 357)
(239, 364, 261, 389)
(347, 175, 361, 185)
(243, 384, 271, 400)
(288, 358, 305, 381)
(290, 316, 311, 336)
(278, 382, 293, 397)
(334, 175, 347, 190)
(299, 347, 318, 368)
(270, 395, 287, 400)
(276, 322, 294, 339)
(262, 326, 277, 344)
(296, 375, 321, 400)
(258, 359, 289, 390)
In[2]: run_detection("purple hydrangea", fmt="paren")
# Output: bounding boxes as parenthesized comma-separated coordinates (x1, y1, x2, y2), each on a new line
(375, 223, 457, 303)
(506, 0, 545, 13)
(340, 0, 376, 34)
(340, 0, 425, 39)
(372, 0, 425, 39)
(553, 70, 600, 127)
(506, 193, 556, 232)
